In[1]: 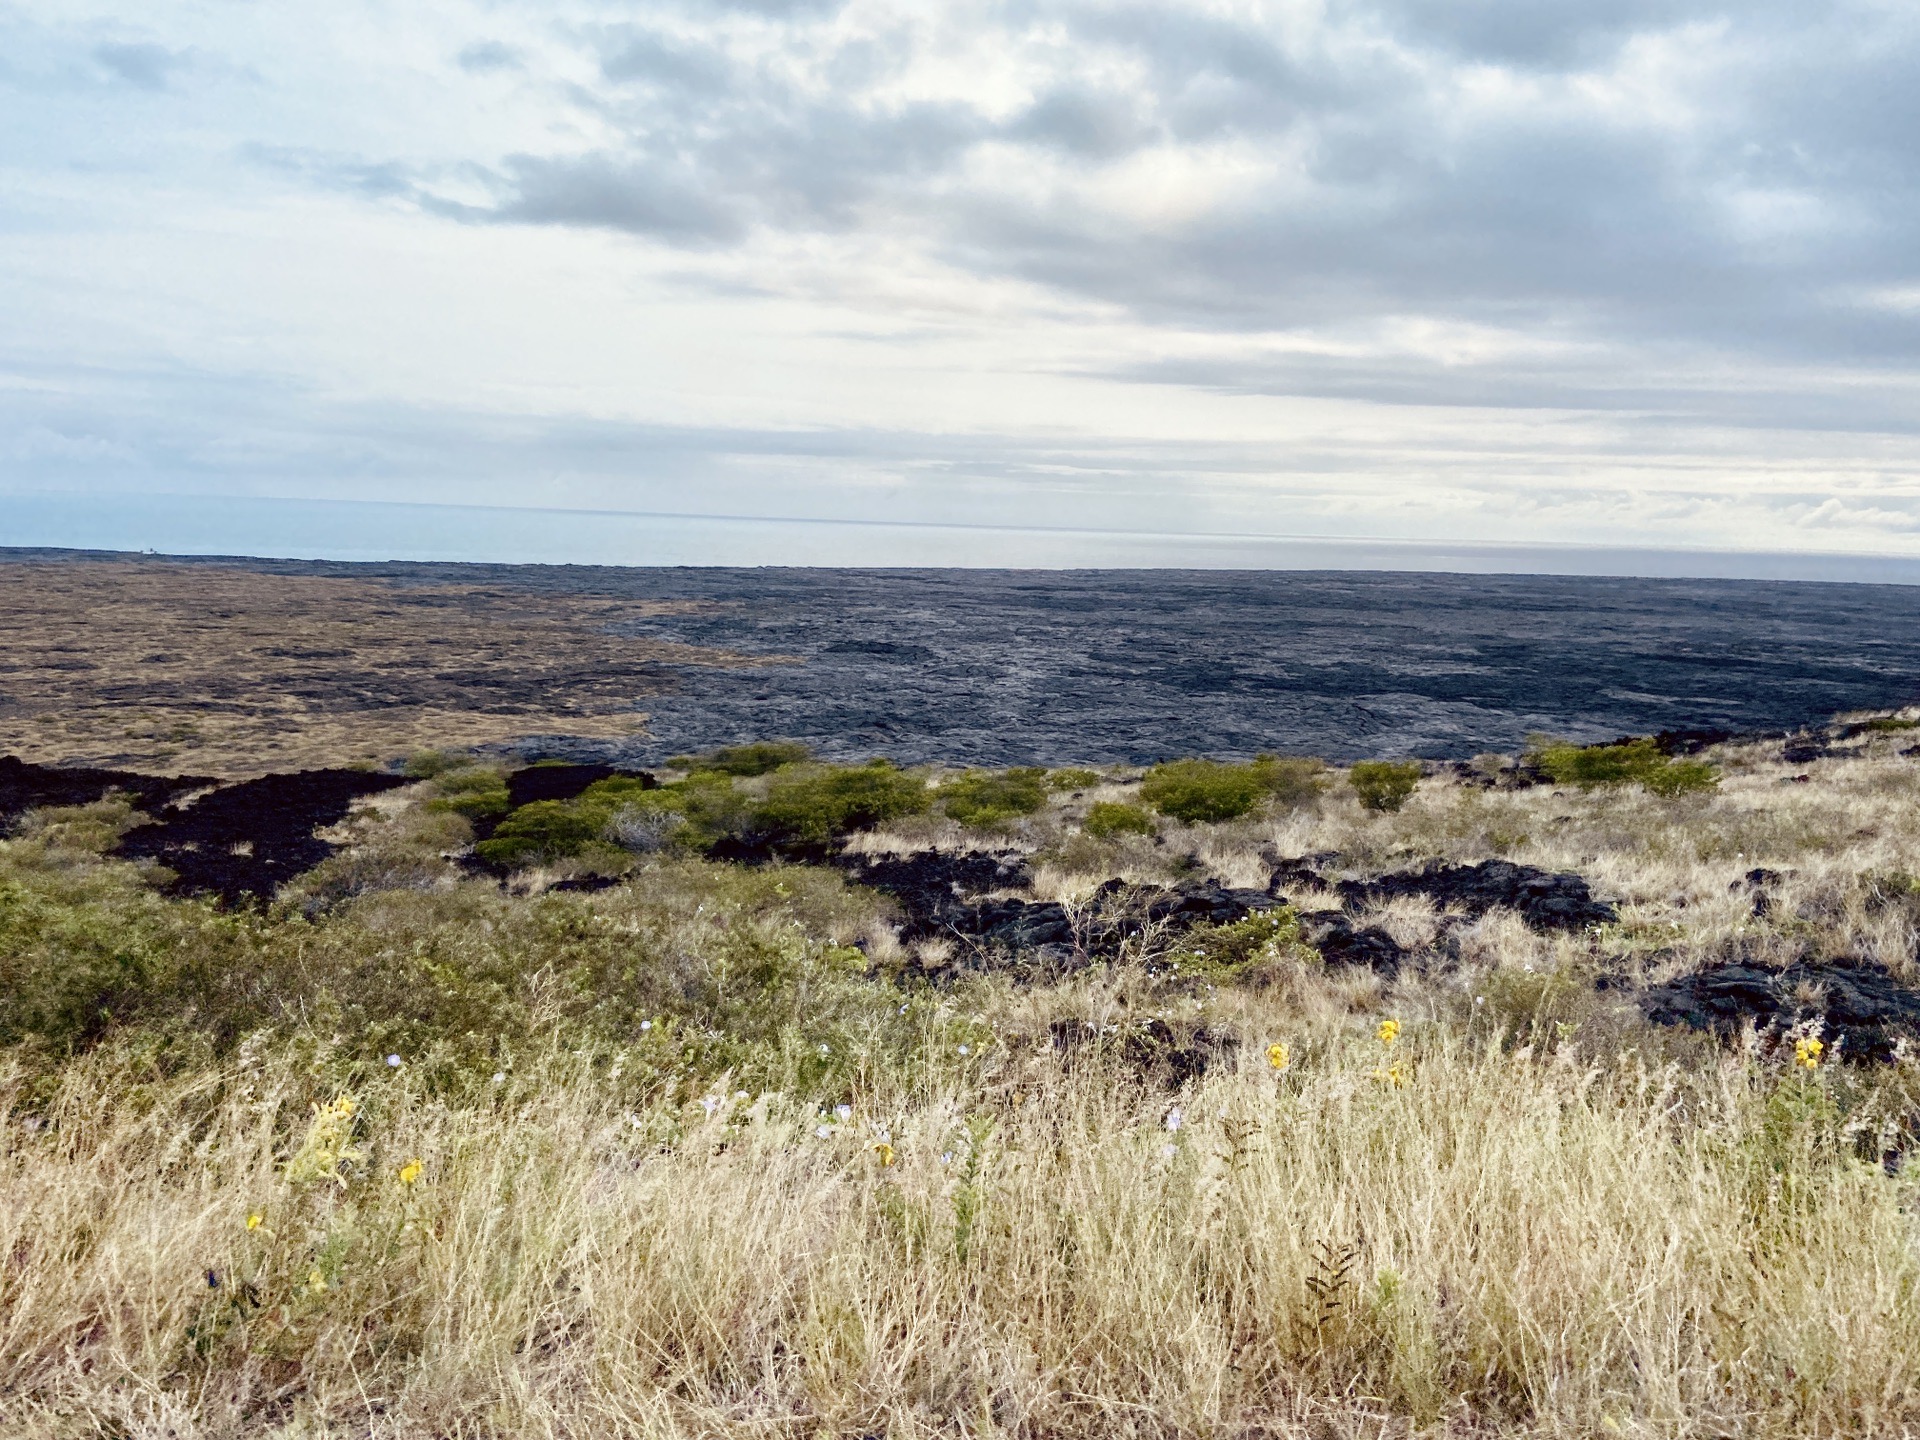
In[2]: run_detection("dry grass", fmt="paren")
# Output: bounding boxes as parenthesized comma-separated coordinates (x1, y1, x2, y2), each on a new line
(0, 558, 770, 775)
(7, 726, 1920, 1435)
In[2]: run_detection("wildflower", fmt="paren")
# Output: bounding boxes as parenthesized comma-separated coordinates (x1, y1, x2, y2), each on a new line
(1266, 1042, 1290, 1072)
(818, 1043, 830, 1056)
(815, 1125, 833, 1139)
(640, 1020, 652, 1032)
(872, 1142, 896, 1166)
(957, 1044, 971, 1056)
(386, 1054, 403, 1068)
(1795, 1036, 1824, 1070)
(307, 1269, 328, 1295)
(940, 1151, 955, 1165)
(492, 1072, 506, 1085)
(1377, 1018, 1401, 1047)
(246, 1212, 263, 1231)
(1164, 1105, 1184, 1132)
(1372, 1065, 1407, 1088)
(332, 1096, 356, 1119)
(1161, 1142, 1178, 1159)
(398, 1158, 423, 1186)
(834, 1103, 853, 1122)
(702, 1095, 723, 1117)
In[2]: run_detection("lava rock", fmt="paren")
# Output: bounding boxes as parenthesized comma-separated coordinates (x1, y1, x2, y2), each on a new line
(116, 769, 412, 905)
(1049, 1016, 1240, 1085)
(1271, 857, 1616, 933)
(0, 754, 216, 826)
(1641, 960, 1920, 1062)
(1297, 914, 1406, 972)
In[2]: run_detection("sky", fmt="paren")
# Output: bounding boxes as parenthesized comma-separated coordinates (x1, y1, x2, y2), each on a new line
(3, 0, 1920, 566)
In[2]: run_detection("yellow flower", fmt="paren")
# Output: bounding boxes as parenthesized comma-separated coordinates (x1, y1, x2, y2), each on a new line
(1794, 1037, 1824, 1070)
(1266, 1042, 1290, 1072)
(398, 1159, 423, 1186)
(1371, 1065, 1407, 1088)
(307, 1269, 328, 1295)
(245, 1212, 263, 1231)
(1377, 1019, 1401, 1047)
(332, 1096, 356, 1119)
(872, 1142, 896, 1167)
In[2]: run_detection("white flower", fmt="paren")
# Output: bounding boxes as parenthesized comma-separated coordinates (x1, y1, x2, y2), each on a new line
(491, 1071, 506, 1084)
(701, 1095, 722, 1117)
(1164, 1106, 1183, 1132)
(819, 1043, 830, 1056)
(815, 1125, 833, 1139)
(835, 1104, 853, 1122)
(940, 1151, 955, 1165)
(734, 1090, 749, 1102)
(957, 1044, 970, 1056)
(386, 1054, 403, 1068)
(1161, 1143, 1178, 1159)
(639, 1020, 652, 1032)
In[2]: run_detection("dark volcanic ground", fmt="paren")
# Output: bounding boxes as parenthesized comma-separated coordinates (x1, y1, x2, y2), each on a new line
(353, 564, 1920, 764)
(11, 553, 1920, 765)
(581, 569, 1920, 764)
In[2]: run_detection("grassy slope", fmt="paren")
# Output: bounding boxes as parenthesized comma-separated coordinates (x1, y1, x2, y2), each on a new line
(4, 723, 1920, 1437)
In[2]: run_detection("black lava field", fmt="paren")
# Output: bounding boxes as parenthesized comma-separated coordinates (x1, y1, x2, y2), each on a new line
(507, 567, 1920, 766)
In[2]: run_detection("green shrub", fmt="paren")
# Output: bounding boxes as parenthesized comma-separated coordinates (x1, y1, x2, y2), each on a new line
(598, 772, 754, 853)
(473, 801, 606, 868)
(1138, 756, 1324, 824)
(1533, 738, 1720, 797)
(1082, 801, 1157, 839)
(1047, 768, 1101, 791)
(426, 765, 511, 821)
(754, 761, 930, 851)
(1168, 907, 1309, 979)
(1349, 759, 1423, 813)
(669, 740, 812, 777)
(940, 768, 1049, 827)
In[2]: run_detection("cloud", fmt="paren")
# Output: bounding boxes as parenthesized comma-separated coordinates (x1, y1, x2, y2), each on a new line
(92, 40, 190, 90)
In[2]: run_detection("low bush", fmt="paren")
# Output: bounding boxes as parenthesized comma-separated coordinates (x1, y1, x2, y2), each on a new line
(1139, 756, 1324, 824)
(1166, 907, 1312, 980)
(472, 800, 608, 868)
(756, 760, 930, 851)
(425, 764, 510, 820)
(1533, 738, 1720, 797)
(669, 740, 812, 776)
(1082, 801, 1157, 839)
(940, 768, 1049, 827)
(1350, 759, 1423, 813)
(1048, 768, 1101, 790)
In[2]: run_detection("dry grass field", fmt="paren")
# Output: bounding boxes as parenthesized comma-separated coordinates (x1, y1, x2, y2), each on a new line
(4, 721, 1920, 1437)
(0, 558, 763, 775)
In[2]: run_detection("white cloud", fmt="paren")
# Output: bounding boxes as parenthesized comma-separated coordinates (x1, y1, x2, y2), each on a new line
(1, 0, 1918, 563)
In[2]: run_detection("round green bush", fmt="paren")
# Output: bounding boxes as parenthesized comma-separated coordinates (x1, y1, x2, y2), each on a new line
(1138, 760, 1271, 823)
(940, 769, 1048, 827)
(1082, 801, 1157, 839)
(1349, 759, 1422, 813)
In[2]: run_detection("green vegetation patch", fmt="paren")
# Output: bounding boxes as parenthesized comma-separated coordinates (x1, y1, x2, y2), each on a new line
(1350, 759, 1423, 813)
(1082, 801, 1157, 839)
(1139, 756, 1325, 824)
(1047, 768, 1101, 791)
(1165, 907, 1311, 981)
(1532, 738, 1720, 797)
(939, 768, 1049, 827)
(755, 760, 930, 850)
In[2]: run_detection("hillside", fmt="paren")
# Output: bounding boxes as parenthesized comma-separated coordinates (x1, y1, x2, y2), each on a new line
(4, 717, 1920, 1436)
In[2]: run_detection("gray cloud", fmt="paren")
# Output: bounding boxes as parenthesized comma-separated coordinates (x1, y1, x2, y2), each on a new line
(416, 0, 1920, 402)
(92, 40, 189, 90)
(456, 41, 522, 73)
